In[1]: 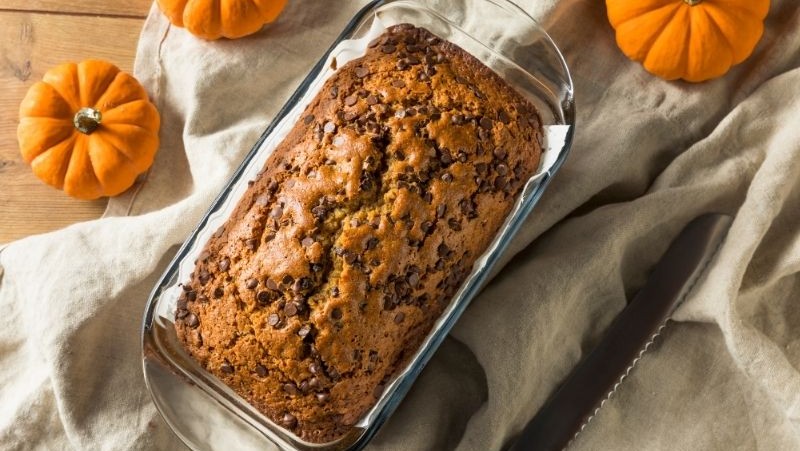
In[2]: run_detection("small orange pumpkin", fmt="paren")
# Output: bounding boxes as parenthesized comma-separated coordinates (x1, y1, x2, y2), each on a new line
(18, 60, 160, 200)
(157, 0, 288, 40)
(606, 0, 770, 82)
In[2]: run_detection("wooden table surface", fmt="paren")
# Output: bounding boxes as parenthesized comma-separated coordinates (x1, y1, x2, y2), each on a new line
(0, 0, 153, 244)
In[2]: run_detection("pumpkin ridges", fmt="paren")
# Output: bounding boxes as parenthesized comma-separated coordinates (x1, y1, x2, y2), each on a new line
(614, 3, 683, 62)
(87, 135, 141, 196)
(41, 62, 82, 112)
(95, 124, 159, 174)
(157, 0, 190, 27)
(702, 4, 765, 64)
(184, 0, 223, 40)
(643, 5, 692, 80)
(18, 82, 73, 119)
(93, 72, 149, 113)
(29, 135, 77, 189)
(63, 135, 104, 199)
(685, 6, 733, 82)
(219, 0, 265, 39)
(607, 0, 678, 27)
(77, 60, 120, 109)
(101, 100, 160, 132)
(17, 117, 74, 163)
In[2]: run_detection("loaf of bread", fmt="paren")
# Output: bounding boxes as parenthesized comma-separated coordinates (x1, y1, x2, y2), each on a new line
(175, 24, 543, 443)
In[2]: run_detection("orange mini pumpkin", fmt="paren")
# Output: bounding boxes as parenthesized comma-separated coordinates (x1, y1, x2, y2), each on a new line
(157, 0, 288, 40)
(606, 0, 770, 82)
(18, 60, 160, 200)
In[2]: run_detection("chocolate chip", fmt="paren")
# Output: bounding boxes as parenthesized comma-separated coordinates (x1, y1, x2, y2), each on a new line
(213, 287, 224, 298)
(264, 232, 276, 242)
(303, 114, 315, 125)
(368, 36, 382, 48)
(301, 236, 315, 247)
(391, 79, 406, 88)
(448, 218, 462, 231)
(176, 308, 189, 319)
(269, 206, 282, 219)
(407, 55, 421, 65)
(493, 148, 507, 159)
(408, 272, 420, 287)
(330, 86, 339, 98)
(436, 204, 447, 218)
(323, 121, 336, 134)
(282, 275, 294, 285)
(266, 278, 279, 291)
(284, 302, 299, 317)
(185, 313, 199, 328)
(309, 377, 321, 390)
(298, 324, 312, 338)
(475, 163, 488, 175)
(245, 238, 258, 251)
(451, 114, 465, 125)
(498, 109, 511, 124)
(367, 95, 379, 105)
(365, 237, 379, 250)
(396, 60, 409, 70)
(496, 163, 509, 175)
(316, 392, 330, 403)
(394, 312, 405, 324)
(354, 66, 370, 78)
(344, 95, 358, 106)
(185, 291, 197, 302)
(281, 413, 298, 429)
(441, 173, 453, 182)
(255, 291, 270, 305)
(395, 280, 410, 297)
(268, 313, 281, 327)
(343, 250, 358, 265)
(438, 243, 450, 257)
(309, 362, 321, 374)
(494, 176, 508, 190)
(480, 116, 493, 129)
(220, 362, 234, 374)
(381, 44, 396, 53)
(331, 307, 343, 320)
(331, 286, 340, 297)
(245, 279, 258, 290)
(255, 364, 268, 377)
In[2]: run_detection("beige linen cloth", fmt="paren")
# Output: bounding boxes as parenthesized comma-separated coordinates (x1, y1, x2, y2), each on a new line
(2, 0, 799, 449)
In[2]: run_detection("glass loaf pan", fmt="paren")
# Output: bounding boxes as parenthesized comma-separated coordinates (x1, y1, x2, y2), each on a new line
(141, 0, 574, 449)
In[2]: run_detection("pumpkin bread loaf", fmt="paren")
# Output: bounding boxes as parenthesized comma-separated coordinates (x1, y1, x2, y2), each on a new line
(175, 24, 543, 443)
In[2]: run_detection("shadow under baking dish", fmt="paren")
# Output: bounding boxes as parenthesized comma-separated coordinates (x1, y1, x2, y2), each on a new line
(142, 0, 575, 450)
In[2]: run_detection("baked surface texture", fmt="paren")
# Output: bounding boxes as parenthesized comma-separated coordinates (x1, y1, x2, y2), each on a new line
(175, 24, 543, 443)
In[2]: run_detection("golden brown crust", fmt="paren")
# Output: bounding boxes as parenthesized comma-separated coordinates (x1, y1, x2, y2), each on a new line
(175, 24, 542, 443)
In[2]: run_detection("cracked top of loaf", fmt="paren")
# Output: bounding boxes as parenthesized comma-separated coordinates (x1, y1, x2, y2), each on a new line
(175, 23, 543, 443)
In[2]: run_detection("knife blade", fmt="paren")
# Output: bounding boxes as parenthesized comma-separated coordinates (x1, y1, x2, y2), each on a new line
(507, 213, 732, 451)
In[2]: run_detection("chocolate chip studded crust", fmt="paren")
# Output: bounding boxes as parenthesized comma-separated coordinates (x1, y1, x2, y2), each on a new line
(174, 24, 543, 443)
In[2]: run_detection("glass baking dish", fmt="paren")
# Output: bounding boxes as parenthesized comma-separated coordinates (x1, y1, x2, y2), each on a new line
(141, 0, 574, 450)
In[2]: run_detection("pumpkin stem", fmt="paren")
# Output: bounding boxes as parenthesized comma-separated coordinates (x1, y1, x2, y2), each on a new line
(73, 107, 102, 134)
(684, 0, 703, 5)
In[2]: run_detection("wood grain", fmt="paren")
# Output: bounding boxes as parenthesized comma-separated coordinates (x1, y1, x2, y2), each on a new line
(1, 0, 153, 18)
(0, 10, 146, 244)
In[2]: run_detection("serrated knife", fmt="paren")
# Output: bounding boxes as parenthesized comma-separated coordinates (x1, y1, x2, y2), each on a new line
(508, 213, 732, 451)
